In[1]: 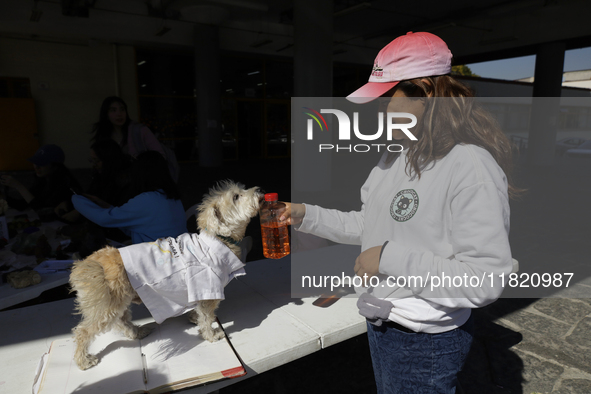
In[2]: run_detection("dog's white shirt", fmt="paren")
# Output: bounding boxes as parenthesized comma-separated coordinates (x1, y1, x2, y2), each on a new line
(119, 232, 245, 324)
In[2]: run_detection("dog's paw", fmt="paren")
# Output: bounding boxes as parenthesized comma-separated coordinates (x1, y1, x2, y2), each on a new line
(187, 310, 198, 325)
(136, 325, 153, 339)
(124, 324, 153, 340)
(200, 327, 225, 342)
(76, 354, 99, 370)
(212, 328, 225, 341)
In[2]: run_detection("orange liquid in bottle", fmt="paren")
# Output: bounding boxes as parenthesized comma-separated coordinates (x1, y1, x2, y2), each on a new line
(261, 221, 290, 259)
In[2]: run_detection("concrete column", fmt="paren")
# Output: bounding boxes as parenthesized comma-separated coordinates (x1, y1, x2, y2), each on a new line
(293, 0, 333, 97)
(292, 0, 333, 193)
(194, 23, 222, 167)
(527, 42, 565, 167)
(114, 45, 140, 119)
(152, 56, 174, 129)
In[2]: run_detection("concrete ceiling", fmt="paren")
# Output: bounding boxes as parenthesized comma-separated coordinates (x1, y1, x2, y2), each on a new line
(2, 0, 591, 66)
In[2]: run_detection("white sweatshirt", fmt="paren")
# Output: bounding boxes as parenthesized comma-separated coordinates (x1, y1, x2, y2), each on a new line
(297, 144, 513, 333)
(119, 232, 245, 324)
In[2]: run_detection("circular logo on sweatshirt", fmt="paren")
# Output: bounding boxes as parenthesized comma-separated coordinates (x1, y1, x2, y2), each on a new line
(390, 189, 418, 222)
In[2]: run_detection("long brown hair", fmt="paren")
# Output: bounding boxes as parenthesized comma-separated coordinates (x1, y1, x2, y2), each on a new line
(397, 75, 522, 199)
(92, 96, 132, 144)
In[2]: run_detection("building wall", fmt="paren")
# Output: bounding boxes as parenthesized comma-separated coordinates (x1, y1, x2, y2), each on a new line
(458, 76, 591, 97)
(0, 37, 137, 169)
(1, 36, 590, 169)
(563, 80, 591, 89)
(457, 77, 591, 142)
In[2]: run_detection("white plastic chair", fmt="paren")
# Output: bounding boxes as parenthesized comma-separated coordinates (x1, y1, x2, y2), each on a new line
(185, 203, 200, 222)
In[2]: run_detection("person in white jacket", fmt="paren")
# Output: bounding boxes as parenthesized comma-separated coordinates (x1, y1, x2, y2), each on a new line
(282, 32, 521, 393)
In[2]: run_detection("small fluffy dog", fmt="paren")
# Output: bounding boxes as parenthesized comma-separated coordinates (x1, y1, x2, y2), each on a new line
(69, 181, 263, 370)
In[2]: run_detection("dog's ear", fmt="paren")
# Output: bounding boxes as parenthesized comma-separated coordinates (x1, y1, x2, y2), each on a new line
(213, 204, 234, 237)
(214, 205, 223, 223)
(197, 198, 218, 232)
(198, 202, 232, 237)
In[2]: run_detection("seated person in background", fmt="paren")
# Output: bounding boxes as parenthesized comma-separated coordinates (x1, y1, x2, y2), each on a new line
(0, 144, 82, 221)
(92, 96, 165, 158)
(59, 140, 134, 245)
(92, 96, 179, 182)
(72, 150, 186, 244)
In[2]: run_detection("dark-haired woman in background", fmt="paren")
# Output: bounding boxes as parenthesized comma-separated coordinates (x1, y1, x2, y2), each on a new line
(72, 150, 186, 244)
(93, 96, 165, 158)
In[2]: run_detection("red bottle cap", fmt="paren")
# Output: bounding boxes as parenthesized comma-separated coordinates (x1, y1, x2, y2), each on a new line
(264, 193, 278, 201)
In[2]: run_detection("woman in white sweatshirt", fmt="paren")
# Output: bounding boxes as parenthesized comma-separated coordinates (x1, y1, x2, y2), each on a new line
(282, 32, 521, 393)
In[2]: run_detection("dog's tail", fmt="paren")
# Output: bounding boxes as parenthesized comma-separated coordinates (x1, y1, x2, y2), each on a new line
(70, 246, 134, 322)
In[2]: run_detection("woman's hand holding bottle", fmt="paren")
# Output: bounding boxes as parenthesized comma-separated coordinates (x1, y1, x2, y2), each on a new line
(279, 202, 305, 226)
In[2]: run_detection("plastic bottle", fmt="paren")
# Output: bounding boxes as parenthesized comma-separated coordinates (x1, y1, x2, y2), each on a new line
(260, 193, 290, 259)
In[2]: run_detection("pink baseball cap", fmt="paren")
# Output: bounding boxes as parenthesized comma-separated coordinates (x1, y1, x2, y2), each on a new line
(347, 32, 453, 104)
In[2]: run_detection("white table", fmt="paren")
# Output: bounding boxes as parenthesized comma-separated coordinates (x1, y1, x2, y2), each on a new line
(0, 207, 128, 310)
(0, 208, 73, 310)
(0, 245, 367, 394)
(235, 244, 366, 348)
(0, 271, 70, 310)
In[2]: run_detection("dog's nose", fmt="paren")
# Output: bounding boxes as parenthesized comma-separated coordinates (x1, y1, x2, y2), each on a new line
(256, 187, 265, 195)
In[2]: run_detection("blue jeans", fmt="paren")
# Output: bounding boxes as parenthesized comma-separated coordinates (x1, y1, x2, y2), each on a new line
(366, 315, 474, 394)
